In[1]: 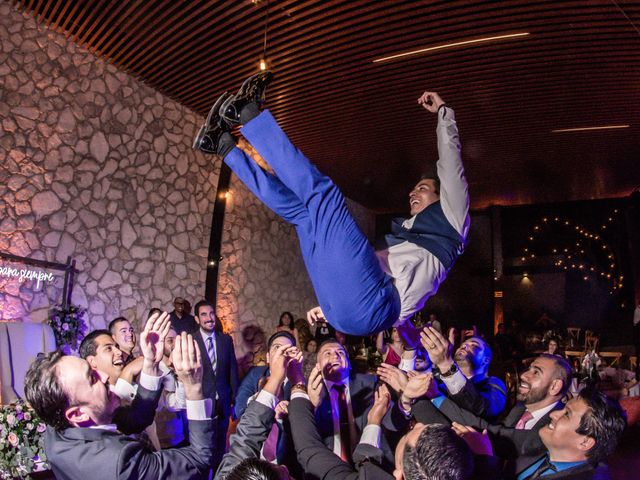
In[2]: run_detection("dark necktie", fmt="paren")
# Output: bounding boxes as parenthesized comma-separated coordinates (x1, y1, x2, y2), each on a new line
(333, 384, 352, 463)
(528, 456, 557, 479)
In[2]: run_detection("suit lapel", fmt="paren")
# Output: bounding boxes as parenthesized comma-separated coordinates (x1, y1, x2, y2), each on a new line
(504, 403, 526, 427)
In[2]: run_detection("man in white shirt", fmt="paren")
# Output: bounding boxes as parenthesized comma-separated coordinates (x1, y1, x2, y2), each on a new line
(24, 312, 214, 480)
(194, 75, 469, 338)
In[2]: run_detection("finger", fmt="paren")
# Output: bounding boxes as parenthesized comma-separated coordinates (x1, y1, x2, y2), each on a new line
(378, 383, 390, 397)
(173, 333, 184, 368)
(144, 312, 159, 333)
(187, 334, 196, 367)
(448, 327, 456, 345)
(193, 337, 202, 369)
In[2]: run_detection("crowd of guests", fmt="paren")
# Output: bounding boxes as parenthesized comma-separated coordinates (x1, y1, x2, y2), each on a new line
(23, 299, 630, 480)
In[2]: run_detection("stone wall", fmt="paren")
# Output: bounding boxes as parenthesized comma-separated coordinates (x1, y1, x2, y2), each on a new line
(0, 2, 217, 329)
(0, 1, 377, 348)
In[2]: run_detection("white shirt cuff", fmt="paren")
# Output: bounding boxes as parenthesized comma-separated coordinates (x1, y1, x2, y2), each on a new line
(186, 398, 212, 420)
(255, 389, 279, 410)
(399, 358, 416, 372)
(360, 424, 382, 448)
(291, 391, 310, 401)
(441, 369, 467, 395)
(112, 378, 136, 400)
(139, 371, 163, 392)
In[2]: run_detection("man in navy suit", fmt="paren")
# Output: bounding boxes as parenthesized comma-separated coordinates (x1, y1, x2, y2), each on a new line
(192, 300, 239, 471)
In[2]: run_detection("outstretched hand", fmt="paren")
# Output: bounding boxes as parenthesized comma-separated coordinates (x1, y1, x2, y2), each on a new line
(420, 326, 454, 371)
(376, 363, 408, 395)
(367, 384, 392, 426)
(306, 306, 326, 326)
(418, 91, 445, 113)
(172, 332, 203, 400)
(140, 311, 171, 375)
(451, 422, 493, 456)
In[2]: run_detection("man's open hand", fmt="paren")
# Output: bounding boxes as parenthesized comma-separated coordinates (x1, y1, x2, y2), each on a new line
(172, 332, 203, 400)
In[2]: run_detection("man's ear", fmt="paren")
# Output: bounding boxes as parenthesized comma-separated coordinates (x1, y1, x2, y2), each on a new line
(549, 378, 564, 397)
(577, 435, 596, 454)
(86, 355, 98, 369)
(64, 405, 91, 427)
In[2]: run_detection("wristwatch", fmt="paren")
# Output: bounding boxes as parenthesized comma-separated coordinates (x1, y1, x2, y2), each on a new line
(437, 363, 459, 378)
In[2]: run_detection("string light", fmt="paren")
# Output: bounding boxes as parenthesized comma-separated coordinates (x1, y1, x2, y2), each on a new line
(519, 208, 623, 294)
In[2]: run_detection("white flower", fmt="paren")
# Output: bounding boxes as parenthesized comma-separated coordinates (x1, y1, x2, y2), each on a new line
(27, 423, 34, 430)
(23, 412, 31, 421)
(6, 414, 16, 426)
(7, 432, 18, 447)
(36, 423, 46, 433)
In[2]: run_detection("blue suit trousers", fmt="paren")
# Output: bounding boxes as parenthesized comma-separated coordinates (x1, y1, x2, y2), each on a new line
(224, 110, 399, 335)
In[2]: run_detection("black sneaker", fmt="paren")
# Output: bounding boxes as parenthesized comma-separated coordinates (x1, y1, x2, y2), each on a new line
(220, 70, 274, 125)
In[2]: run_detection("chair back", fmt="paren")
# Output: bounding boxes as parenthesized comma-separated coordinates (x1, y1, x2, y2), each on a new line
(584, 330, 599, 352)
(0, 322, 57, 404)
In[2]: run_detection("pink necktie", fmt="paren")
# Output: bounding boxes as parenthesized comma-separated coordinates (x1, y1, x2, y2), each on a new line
(262, 422, 280, 462)
(515, 410, 534, 429)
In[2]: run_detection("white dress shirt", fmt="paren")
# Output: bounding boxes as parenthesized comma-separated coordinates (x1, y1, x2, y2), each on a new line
(376, 107, 470, 325)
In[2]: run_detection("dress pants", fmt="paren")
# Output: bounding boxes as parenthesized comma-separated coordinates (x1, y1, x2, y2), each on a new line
(224, 110, 400, 335)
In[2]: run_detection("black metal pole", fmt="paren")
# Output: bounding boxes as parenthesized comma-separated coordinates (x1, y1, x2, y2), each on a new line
(205, 162, 232, 304)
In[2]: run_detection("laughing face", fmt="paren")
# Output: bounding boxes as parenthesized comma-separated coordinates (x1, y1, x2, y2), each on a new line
(409, 179, 440, 216)
(59, 356, 121, 427)
(196, 304, 217, 334)
(518, 356, 561, 407)
(85, 334, 124, 385)
(539, 397, 594, 461)
(317, 341, 350, 383)
(112, 319, 136, 354)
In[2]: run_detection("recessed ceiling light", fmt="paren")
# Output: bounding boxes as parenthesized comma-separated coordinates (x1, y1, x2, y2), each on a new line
(551, 125, 630, 133)
(372, 32, 530, 63)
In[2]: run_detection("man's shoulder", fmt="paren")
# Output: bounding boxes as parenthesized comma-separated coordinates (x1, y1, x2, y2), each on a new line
(350, 372, 378, 390)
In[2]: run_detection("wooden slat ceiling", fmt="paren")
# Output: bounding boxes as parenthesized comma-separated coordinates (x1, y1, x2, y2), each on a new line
(14, 0, 640, 212)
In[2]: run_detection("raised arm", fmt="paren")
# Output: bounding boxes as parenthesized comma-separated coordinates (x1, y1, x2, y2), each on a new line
(418, 91, 470, 236)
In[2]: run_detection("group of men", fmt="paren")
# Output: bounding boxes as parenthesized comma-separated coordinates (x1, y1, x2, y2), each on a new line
(24, 72, 628, 479)
(26, 308, 627, 480)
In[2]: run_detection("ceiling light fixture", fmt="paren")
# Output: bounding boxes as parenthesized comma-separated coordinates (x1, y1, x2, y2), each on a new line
(372, 32, 530, 63)
(551, 125, 630, 133)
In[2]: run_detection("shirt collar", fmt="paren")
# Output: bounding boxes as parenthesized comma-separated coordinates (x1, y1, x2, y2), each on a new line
(527, 401, 560, 425)
(199, 329, 215, 343)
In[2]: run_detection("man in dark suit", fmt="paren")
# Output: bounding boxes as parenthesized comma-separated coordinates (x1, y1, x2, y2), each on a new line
(192, 299, 239, 471)
(420, 326, 507, 420)
(459, 388, 626, 480)
(24, 312, 214, 480)
(307, 338, 400, 470)
(215, 342, 298, 479)
(411, 353, 573, 466)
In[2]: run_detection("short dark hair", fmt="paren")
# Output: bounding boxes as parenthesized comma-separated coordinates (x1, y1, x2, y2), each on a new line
(576, 387, 627, 463)
(267, 330, 296, 350)
(148, 308, 162, 319)
(318, 337, 348, 355)
(539, 353, 573, 396)
(193, 300, 214, 317)
(226, 458, 281, 480)
(403, 423, 474, 480)
(419, 174, 441, 195)
(108, 317, 129, 335)
(24, 350, 70, 431)
(79, 329, 112, 359)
